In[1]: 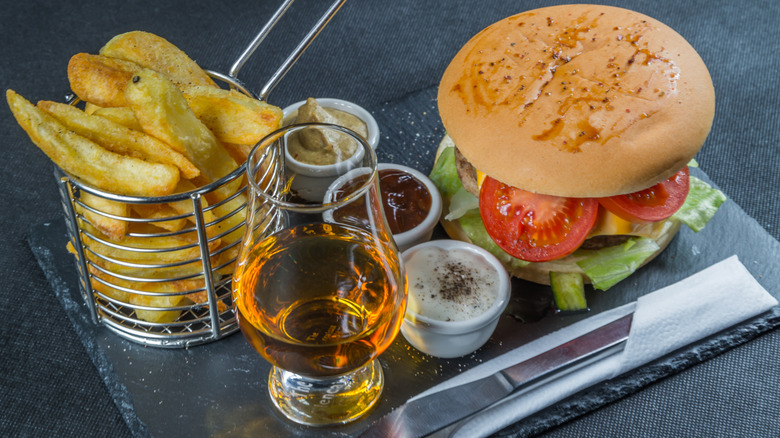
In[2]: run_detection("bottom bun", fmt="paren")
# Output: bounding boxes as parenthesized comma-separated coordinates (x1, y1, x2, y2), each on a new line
(440, 216, 681, 285)
(435, 134, 682, 285)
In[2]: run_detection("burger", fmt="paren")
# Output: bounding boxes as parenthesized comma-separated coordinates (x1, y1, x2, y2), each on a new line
(429, 4, 726, 310)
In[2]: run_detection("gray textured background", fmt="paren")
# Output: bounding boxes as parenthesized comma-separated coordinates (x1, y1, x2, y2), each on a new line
(2, 0, 779, 437)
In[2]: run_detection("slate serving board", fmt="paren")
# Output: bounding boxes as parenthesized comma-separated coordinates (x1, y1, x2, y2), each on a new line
(28, 87, 780, 437)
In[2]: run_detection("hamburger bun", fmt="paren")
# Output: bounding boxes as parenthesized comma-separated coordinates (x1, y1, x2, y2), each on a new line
(438, 4, 715, 198)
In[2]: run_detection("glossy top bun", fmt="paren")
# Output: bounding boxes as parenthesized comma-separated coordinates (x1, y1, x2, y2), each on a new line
(438, 4, 715, 197)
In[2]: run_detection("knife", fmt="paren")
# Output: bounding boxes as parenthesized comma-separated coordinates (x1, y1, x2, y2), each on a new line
(359, 312, 633, 438)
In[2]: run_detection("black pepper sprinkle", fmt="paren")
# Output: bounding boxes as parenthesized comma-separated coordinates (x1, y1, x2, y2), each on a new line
(132, 76, 140, 83)
(435, 261, 478, 302)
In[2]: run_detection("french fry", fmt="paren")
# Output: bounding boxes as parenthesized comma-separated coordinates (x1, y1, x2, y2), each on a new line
(165, 180, 241, 249)
(92, 106, 142, 131)
(127, 221, 222, 249)
(80, 221, 219, 265)
(131, 203, 187, 232)
(68, 53, 142, 107)
(91, 268, 186, 323)
(167, 183, 246, 251)
(69, 248, 186, 323)
(78, 191, 129, 240)
(182, 85, 282, 146)
(88, 267, 130, 303)
(166, 180, 216, 224)
(129, 289, 187, 323)
(38, 100, 200, 179)
(213, 244, 240, 277)
(70, 53, 277, 146)
(124, 69, 238, 186)
(209, 194, 247, 246)
(78, 236, 230, 319)
(184, 289, 229, 313)
(7, 89, 180, 197)
(100, 31, 217, 88)
(84, 102, 102, 115)
(125, 69, 247, 246)
(78, 242, 222, 287)
(222, 142, 253, 164)
(92, 273, 185, 323)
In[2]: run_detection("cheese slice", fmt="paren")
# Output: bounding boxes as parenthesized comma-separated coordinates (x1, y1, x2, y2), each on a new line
(475, 169, 666, 239)
(476, 169, 487, 188)
(587, 208, 667, 239)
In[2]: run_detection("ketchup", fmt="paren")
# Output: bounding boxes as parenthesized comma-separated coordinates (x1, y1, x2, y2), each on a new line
(333, 169, 432, 234)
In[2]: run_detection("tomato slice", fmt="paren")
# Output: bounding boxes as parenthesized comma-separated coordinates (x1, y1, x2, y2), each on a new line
(479, 177, 599, 262)
(599, 167, 690, 223)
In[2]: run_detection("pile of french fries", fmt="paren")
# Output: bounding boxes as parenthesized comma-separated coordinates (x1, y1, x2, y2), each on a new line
(7, 31, 282, 324)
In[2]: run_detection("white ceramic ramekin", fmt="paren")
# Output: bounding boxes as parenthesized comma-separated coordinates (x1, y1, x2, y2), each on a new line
(281, 98, 380, 202)
(400, 239, 511, 358)
(376, 163, 441, 252)
(323, 163, 442, 252)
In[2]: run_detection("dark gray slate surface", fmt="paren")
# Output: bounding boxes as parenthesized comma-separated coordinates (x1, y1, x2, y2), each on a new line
(5, 2, 780, 437)
(28, 87, 780, 437)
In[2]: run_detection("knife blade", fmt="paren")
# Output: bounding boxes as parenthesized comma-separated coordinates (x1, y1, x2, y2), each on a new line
(359, 313, 633, 438)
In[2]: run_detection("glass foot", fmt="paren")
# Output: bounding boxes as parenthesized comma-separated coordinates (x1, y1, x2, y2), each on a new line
(268, 358, 383, 426)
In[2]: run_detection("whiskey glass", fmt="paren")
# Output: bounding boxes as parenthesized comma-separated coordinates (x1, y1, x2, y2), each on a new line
(232, 123, 407, 426)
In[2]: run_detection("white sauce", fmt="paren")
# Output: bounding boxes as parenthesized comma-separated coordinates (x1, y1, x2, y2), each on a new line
(405, 246, 498, 322)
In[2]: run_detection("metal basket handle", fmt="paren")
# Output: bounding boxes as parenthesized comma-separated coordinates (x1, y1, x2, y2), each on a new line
(208, 0, 348, 101)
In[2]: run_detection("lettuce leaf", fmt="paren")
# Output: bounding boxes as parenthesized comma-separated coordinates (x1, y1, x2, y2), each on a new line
(459, 210, 530, 270)
(445, 187, 479, 221)
(428, 146, 461, 199)
(428, 147, 528, 269)
(575, 237, 661, 290)
(672, 175, 727, 232)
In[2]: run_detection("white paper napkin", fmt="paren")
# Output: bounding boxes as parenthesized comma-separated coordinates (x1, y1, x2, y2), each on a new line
(412, 255, 778, 438)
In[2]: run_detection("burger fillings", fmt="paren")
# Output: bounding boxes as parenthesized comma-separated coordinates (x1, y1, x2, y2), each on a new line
(429, 5, 727, 310)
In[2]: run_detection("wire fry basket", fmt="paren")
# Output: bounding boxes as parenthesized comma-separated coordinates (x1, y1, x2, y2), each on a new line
(57, 158, 248, 347)
(57, 0, 347, 348)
